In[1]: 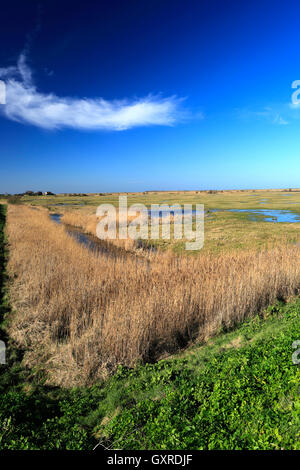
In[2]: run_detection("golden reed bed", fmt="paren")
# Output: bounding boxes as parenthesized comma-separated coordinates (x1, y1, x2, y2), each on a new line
(5, 204, 300, 386)
(61, 209, 137, 252)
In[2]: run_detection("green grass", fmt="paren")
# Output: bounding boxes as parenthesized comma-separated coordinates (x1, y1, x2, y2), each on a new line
(0, 203, 299, 449)
(96, 302, 300, 450)
(11, 188, 300, 211)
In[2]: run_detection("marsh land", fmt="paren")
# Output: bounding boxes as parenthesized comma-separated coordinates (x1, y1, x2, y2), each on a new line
(0, 189, 299, 449)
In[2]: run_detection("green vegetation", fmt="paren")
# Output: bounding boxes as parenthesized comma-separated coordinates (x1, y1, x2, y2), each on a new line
(5, 196, 23, 205)
(96, 303, 300, 450)
(16, 188, 300, 211)
(1, 203, 299, 450)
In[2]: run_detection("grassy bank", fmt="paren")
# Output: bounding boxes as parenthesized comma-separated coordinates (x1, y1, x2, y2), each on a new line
(1, 296, 300, 448)
(96, 303, 300, 450)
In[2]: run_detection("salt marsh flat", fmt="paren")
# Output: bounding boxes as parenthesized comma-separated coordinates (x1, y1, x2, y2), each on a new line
(16, 188, 300, 253)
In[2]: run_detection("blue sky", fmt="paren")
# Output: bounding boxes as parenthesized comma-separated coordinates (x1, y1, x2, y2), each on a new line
(1, 0, 300, 193)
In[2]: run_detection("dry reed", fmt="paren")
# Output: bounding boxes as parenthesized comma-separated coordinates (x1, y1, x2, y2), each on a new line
(6, 204, 300, 386)
(61, 210, 137, 251)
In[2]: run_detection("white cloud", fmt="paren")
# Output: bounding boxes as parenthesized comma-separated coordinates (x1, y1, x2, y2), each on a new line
(0, 54, 187, 131)
(17, 53, 32, 86)
(0, 65, 18, 78)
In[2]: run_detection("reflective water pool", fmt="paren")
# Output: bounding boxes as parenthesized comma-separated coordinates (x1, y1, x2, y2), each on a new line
(227, 209, 300, 223)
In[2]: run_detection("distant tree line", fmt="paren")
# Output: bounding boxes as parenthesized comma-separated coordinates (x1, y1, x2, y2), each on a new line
(1, 190, 55, 199)
(23, 190, 55, 196)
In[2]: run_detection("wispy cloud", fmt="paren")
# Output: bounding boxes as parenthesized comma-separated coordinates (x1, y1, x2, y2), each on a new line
(0, 53, 187, 131)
